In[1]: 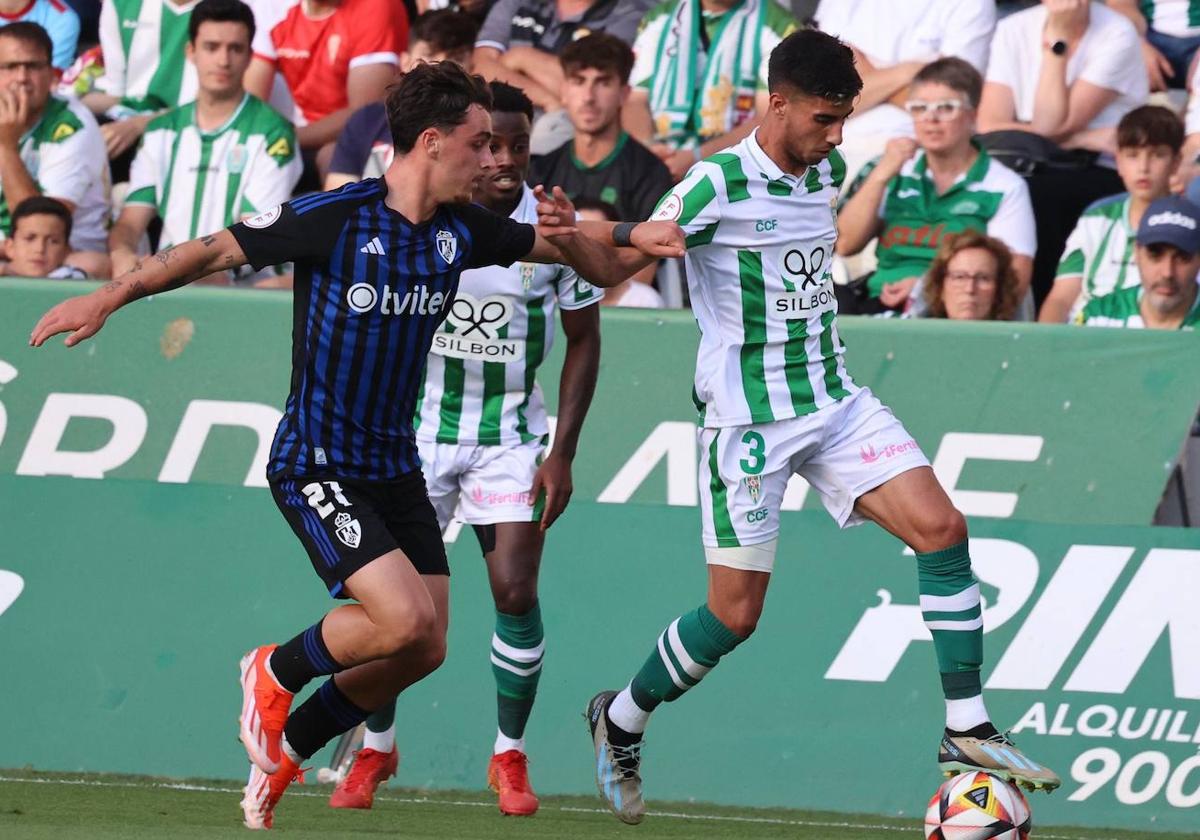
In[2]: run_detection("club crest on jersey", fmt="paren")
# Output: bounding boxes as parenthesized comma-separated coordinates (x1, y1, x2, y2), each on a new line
(436, 229, 458, 265)
(519, 262, 536, 290)
(227, 144, 248, 174)
(333, 512, 361, 548)
(743, 475, 761, 504)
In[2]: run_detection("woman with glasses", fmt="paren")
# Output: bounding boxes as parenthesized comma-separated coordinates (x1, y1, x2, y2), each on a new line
(922, 230, 1022, 321)
(836, 57, 1035, 315)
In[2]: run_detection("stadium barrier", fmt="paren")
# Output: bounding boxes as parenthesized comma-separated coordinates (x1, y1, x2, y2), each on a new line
(2, 279, 1199, 832)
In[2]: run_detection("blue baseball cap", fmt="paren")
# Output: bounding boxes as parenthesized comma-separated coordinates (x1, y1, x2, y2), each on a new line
(1137, 196, 1200, 254)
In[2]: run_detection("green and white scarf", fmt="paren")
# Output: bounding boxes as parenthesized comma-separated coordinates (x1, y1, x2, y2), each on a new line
(649, 0, 766, 149)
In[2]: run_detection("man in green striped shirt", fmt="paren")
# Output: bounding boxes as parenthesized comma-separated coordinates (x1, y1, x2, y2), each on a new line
(1077, 194, 1200, 328)
(108, 0, 301, 284)
(84, 0, 201, 161)
(329, 82, 602, 817)
(581, 30, 1060, 826)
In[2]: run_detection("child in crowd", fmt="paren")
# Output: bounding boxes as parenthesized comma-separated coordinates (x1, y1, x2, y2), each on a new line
(4, 197, 87, 279)
(1039, 105, 1184, 322)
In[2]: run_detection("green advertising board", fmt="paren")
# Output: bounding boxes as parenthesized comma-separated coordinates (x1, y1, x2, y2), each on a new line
(2, 279, 1200, 832)
(2, 279, 1197, 525)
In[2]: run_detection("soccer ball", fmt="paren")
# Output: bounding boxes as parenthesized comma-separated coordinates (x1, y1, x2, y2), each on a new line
(924, 771, 1032, 839)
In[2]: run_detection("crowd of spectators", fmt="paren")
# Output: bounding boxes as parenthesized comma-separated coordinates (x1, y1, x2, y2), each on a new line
(2, 0, 1199, 328)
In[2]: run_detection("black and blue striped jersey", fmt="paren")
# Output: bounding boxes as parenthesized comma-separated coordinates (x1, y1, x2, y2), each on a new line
(229, 178, 536, 480)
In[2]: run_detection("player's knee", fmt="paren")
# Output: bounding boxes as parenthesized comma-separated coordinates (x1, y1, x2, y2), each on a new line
(713, 600, 764, 639)
(917, 509, 968, 554)
(492, 580, 538, 615)
(419, 634, 448, 676)
(375, 603, 440, 656)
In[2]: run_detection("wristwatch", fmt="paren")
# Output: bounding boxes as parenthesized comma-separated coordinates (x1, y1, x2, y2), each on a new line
(1046, 39, 1068, 56)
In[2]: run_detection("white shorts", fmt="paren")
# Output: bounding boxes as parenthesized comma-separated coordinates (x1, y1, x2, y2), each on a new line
(417, 438, 545, 529)
(698, 387, 929, 555)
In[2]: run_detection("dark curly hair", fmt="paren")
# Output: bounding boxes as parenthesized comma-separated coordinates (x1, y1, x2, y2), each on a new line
(387, 61, 492, 153)
(923, 230, 1020, 321)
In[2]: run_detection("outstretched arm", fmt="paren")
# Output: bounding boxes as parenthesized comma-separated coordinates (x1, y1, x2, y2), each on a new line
(30, 230, 247, 347)
(527, 185, 685, 286)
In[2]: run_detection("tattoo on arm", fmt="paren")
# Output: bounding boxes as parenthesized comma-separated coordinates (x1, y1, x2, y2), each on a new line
(201, 234, 216, 246)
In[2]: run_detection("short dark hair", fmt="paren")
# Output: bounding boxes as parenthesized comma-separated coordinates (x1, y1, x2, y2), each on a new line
(11, 195, 72, 239)
(0, 21, 53, 64)
(1117, 104, 1185, 153)
(912, 57, 982, 109)
(571, 197, 620, 222)
(188, 0, 256, 44)
(767, 29, 861, 102)
(488, 80, 533, 121)
(386, 61, 492, 153)
(559, 33, 635, 85)
(410, 9, 478, 53)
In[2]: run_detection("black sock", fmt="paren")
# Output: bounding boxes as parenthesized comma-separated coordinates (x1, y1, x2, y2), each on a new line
(270, 620, 343, 694)
(947, 721, 1000, 740)
(283, 678, 370, 760)
(604, 706, 641, 748)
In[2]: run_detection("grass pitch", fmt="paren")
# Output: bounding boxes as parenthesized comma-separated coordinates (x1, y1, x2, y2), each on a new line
(0, 769, 1187, 840)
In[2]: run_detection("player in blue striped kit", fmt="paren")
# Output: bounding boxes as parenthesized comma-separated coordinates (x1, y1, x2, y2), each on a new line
(29, 60, 684, 830)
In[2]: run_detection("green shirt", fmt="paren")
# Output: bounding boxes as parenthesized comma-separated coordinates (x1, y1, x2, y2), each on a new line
(864, 146, 1036, 296)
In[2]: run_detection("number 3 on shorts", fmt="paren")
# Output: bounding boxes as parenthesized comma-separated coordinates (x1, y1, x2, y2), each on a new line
(739, 431, 766, 475)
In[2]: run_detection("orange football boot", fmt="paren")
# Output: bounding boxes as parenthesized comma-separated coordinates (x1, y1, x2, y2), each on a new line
(329, 747, 399, 809)
(239, 645, 294, 774)
(241, 753, 304, 830)
(488, 749, 539, 816)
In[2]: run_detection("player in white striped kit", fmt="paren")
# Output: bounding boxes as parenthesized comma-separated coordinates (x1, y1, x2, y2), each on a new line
(328, 81, 603, 817)
(538, 30, 1063, 825)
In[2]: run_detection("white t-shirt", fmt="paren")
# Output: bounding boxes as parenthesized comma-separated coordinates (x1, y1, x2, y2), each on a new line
(610, 281, 665, 308)
(1185, 60, 1200, 133)
(985, 3, 1148, 132)
(815, 0, 996, 141)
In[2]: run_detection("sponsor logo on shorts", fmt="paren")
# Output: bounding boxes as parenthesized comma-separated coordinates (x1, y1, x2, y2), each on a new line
(431, 293, 524, 361)
(470, 485, 534, 506)
(859, 439, 921, 464)
(334, 512, 361, 548)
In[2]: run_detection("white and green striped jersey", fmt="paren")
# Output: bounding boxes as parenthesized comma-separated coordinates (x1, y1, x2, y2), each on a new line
(415, 186, 603, 446)
(1054, 193, 1141, 316)
(652, 130, 856, 427)
(1077, 284, 1200, 329)
(0, 95, 109, 253)
(96, 0, 199, 112)
(126, 94, 301, 248)
(1139, 0, 1200, 37)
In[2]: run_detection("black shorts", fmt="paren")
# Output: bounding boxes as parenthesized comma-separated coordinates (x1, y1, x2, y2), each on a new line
(270, 470, 449, 598)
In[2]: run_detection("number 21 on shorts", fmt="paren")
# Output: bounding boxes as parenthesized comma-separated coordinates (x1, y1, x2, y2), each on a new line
(301, 481, 352, 519)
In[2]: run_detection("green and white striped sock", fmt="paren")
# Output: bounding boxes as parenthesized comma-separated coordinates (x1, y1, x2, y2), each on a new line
(623, 604, 744, 720)
(917, 541, 984, 702)
(491, 603, 544, 747)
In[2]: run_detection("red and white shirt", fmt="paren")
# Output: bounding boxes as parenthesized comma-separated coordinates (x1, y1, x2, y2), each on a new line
(251, 0, 407, 125)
